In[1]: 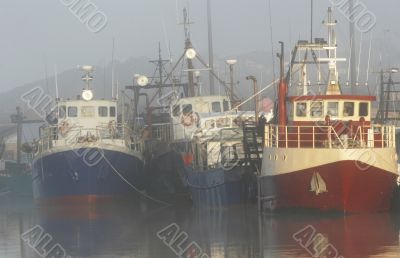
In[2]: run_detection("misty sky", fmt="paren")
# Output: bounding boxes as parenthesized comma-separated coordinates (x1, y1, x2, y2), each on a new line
(1, 0, 399, 93)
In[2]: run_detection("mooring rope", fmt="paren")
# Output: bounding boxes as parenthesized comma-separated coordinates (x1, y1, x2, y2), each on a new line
(102, 155, 172, 206)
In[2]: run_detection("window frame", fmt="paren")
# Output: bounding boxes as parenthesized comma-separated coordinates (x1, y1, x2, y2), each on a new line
(58, 106, 66, 119)
(212, 102, 222, 113)
(295, 102, 307, 117)
(182, 104, 193, 115)
(67, 106, 78, 118)
(327, 102, 339, 117)
(343, 102, 355, 117)
(359, 102, 369, 117)
(98, 106, 108, 117)
(310, 102, 323, 118)
(110, 106, 116, 117)
(172, 105, 181, 117)
(223, 100, 230, 111)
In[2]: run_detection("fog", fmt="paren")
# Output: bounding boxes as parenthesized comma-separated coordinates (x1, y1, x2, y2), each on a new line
(1, 0, 399, 92)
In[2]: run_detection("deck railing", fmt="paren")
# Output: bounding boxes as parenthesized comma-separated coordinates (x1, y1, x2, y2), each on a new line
(34, 123, 142, 155)
(151, 123, 173, 142)
(264, 124, 396, 149)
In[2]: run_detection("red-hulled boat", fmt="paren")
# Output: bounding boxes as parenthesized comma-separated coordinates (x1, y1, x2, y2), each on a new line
(259, 8, 398, 213)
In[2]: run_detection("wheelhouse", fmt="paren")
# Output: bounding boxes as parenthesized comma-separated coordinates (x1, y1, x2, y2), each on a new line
(171, 96, 231, 117)
(288, 95, 375, 125)
(56, 99, 118, 126)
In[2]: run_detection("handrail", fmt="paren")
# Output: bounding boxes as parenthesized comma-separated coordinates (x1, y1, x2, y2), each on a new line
(34, 123, 142, 155)
(264, 124, 396, 149)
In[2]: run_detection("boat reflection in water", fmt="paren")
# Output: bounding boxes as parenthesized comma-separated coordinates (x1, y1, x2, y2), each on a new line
(2, 196, 400, 258)
(260, 212, 400, 258)
(36, 205, 400, 258)
(35, 205, 261, 258)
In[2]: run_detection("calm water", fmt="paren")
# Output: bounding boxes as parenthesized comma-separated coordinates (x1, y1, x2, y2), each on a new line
(1, 196, 400, 258)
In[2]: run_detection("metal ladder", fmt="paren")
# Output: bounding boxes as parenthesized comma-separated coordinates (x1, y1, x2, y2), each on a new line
(242, 121, 263, 172)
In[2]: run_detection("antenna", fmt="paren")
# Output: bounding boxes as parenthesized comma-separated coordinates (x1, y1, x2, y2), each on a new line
(43, 54, 50, 93)
(81, 65, 94, 89)
(349, 0, 357, 93)
(366, 32, 373, 87)
(310, 0, 313, 43)
(80, 65, 94, 101)
(182, 7, 195, 97)
(54, 65, 59, 100)
(346, 38, 353, 85)
(111, 38, 115, 99)
(207, 0, 215, 95)
(103, 63, 106, 98)
(356, 31, 363, 86)
(321, 7, 346, 95)
(116, 69, 119, 100)
(267, 0, 276, 95)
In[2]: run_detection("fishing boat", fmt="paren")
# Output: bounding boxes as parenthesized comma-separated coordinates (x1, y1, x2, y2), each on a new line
(131, 37, 260, 207)
(127, 8, 268, 207)
(259, 8, 398, 213)
(140, 92, 258, 207)
(169, 95, 258, 208)
(32, 66, 145, 204)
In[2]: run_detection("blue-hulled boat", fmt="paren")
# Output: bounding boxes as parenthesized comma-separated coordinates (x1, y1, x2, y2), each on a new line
(149, 95, 260, 208)
(32, 66, 144, 204)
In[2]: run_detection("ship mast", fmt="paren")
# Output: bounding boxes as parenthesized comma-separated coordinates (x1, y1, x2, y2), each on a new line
(81, 66, 94, 90)
(349, 0, 357, 94)
(322, 8, 345, 95)
(80, 66, 95, 101)
(183, 8, 195, 97)
(207, 0, 215, 95)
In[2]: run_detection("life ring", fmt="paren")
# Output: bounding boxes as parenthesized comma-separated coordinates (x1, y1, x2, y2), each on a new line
(58, 121, 70, 137)
(180, 112, 200, 127)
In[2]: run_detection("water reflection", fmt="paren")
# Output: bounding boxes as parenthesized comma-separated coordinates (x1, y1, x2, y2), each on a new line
(0, 196, 400, 258)
(260, 212, 400, 258)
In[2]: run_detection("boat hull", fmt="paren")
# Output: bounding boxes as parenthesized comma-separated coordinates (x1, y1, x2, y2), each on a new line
(185, 166, 256, 208)
(32, 148, 144, 204)
(259, 160, 397, 213)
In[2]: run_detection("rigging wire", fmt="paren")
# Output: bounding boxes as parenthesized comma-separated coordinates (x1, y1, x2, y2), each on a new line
(266, 0, 276, 97)
(356, 31, 363, 86)
(43, 54, 50, 94)
(347, 37, 353, 86)
(365, 32, 373, 95)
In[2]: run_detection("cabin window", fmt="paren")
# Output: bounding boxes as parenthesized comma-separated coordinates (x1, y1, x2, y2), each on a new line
(68, 106, 78, 117)
(58, 106, 66, 119)
(182, 104, 192, 115)
(310, 102, 323, 117)
(343, 102, 354, 117)
(223, 100, 230, 111)
(327, 102, 339, 117)
(172, 105, 180, 117)
(296, 102, 307, 117)
(81, 106, 95, 118)
(212, 102, 222, 113)
(98, 106, 108, 117)
(110, 107, 116, 117)
(359, 102, 369, 117)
